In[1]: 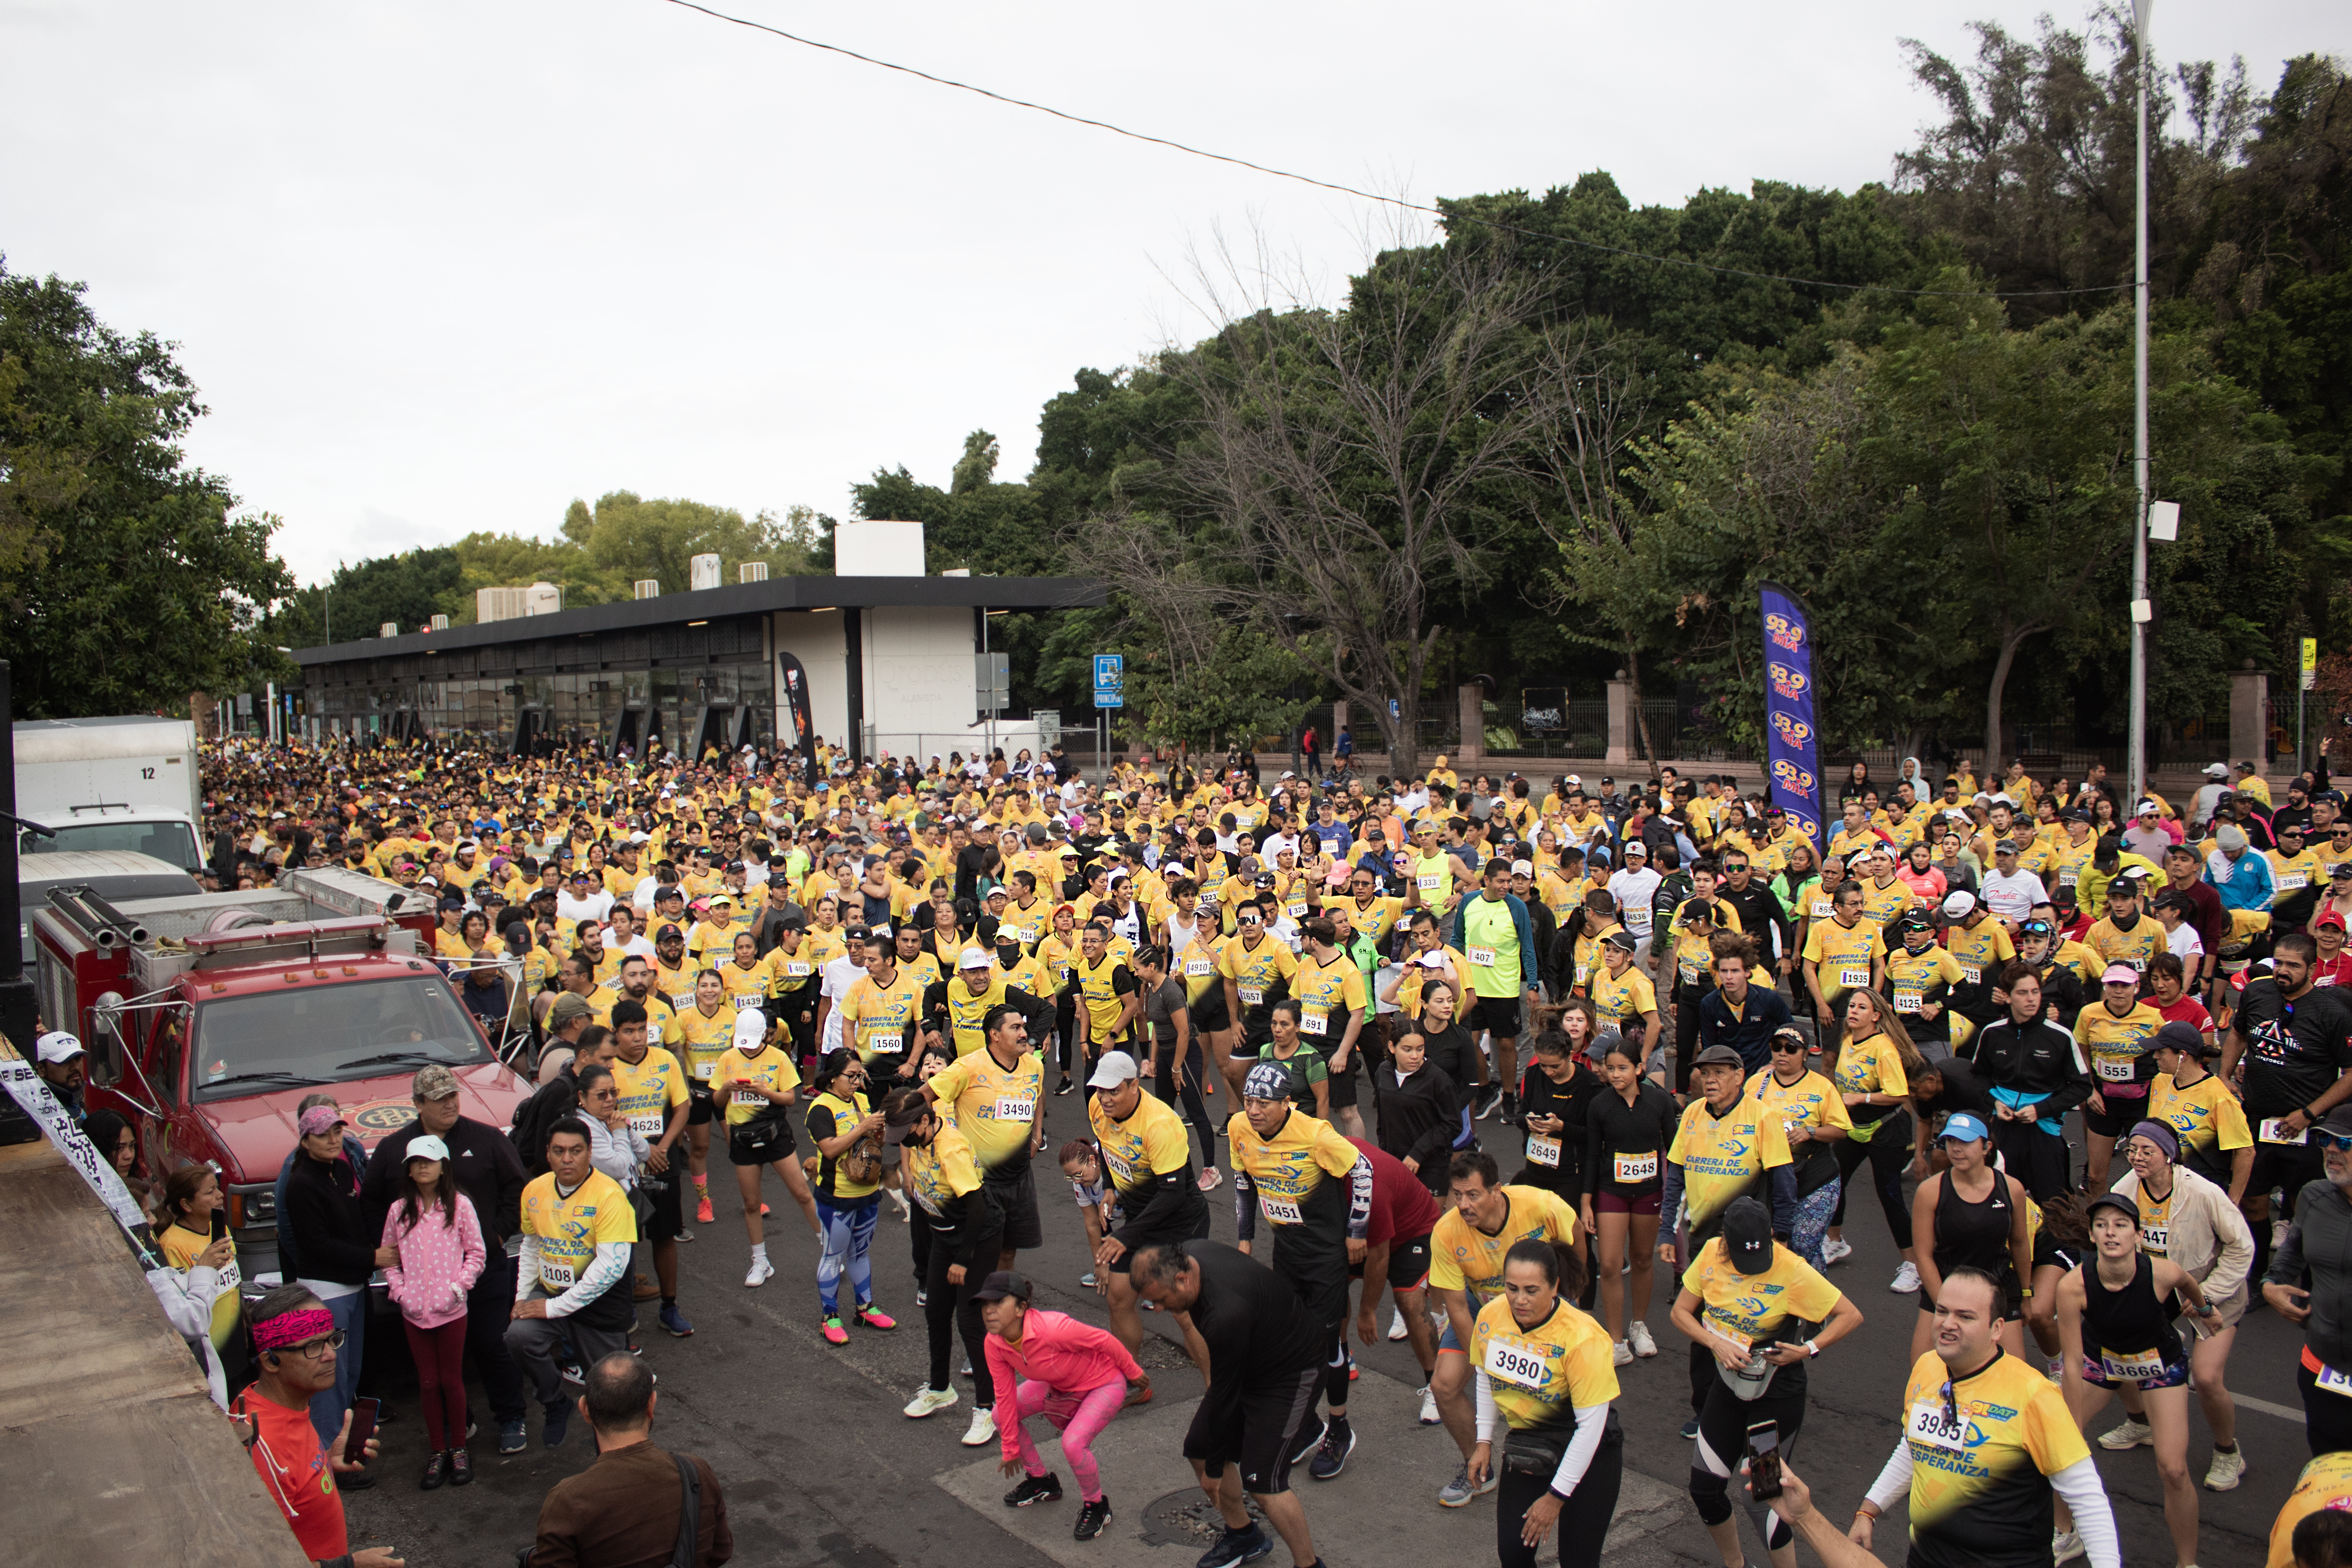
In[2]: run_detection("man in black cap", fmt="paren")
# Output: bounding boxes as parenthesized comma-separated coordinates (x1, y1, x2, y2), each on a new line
(1132, 1241, 1333, 1568)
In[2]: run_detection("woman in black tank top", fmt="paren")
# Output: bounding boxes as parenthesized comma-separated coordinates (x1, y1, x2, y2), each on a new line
(1906, 1112, 2029, 1362)
(2056, 1192, 2220, 1568)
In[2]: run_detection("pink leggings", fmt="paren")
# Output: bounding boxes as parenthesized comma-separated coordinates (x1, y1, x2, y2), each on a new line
(1005, 1378, 1126, 1502)
(402, 1318, 469, 1452)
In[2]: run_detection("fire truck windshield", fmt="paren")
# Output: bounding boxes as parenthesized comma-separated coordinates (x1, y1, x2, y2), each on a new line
(188, 975, 489, 1102)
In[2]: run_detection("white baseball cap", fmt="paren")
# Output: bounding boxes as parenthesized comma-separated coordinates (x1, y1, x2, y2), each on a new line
(1940, 891, 1976, 919)
(731, 1009, 769, 1049)
(34, 1030, 85, 1065)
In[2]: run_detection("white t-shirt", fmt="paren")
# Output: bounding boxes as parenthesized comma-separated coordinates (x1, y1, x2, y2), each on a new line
(556, 889, 615, 926)
(818, 954, 865, 1053)
(2166, 924, 2205, 961)
(1980, 870, 2048, 922)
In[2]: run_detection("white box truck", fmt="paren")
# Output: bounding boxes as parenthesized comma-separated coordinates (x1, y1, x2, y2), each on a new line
(13, 715, 206, 872)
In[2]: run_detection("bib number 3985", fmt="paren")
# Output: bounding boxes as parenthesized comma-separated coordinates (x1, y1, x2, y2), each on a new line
(1906, 1400, 1967, 1453)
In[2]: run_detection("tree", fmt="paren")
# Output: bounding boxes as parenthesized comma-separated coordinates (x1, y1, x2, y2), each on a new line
(1152, 235, 1583, 780)
(269, 547, 463, 647)
(0, 259, 292, 716)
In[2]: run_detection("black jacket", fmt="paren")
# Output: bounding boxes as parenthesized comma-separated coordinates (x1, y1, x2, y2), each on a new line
(1968, 1016, 2095, 1119)
(362, 1114, 527, 1246)
(1371, 1061, 1460, 1181)
(284, 1152, 375, 1288)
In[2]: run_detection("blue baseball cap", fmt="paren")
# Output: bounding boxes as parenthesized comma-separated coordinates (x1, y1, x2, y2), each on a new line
(1939, 1112, 1991, 1144)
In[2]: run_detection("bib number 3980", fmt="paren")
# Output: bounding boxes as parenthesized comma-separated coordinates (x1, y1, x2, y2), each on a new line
(1482, 1336, 1548, 1392)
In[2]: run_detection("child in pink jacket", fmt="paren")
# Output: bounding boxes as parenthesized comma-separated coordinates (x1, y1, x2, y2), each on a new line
(380, 1134, 485, 1489)
(978, 1271, 1148, 1541)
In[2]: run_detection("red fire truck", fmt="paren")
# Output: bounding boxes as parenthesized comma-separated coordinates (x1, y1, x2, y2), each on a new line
(32, 866, 531, 1284)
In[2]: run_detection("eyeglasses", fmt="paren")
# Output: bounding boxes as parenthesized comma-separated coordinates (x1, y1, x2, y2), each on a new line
(287, 1330, 347, 1358)
(2319, 1132, 2352, 1153)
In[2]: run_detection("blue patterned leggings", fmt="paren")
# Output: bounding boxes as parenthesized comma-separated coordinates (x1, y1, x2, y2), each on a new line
(817, 1195, 880, 1315)
(1788, 1181, 1839, 1269)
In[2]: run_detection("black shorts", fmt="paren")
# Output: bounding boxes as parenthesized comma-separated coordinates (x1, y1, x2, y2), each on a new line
(2031, 1231, 2082, 1277)
(986, 1165, 1046, 1252)
(2082, 1097, 2151, 1138)
(727, 1120, 796, 1166)
(1325, 1049, 1358, 1109)
(1191, 987, 1231, 1034)
(688, 1083, 717, 1127)
(642, 1165, 686, 1240)
(1350, 1231, 1433, 1292)
(1183, 1365, 1323, 1494)
(1466, 994, 1523, 1039)
(2249, 1139, 2324, 1206)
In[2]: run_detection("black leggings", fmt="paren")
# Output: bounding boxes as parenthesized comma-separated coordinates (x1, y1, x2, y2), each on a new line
(922, 1225, 1001, 1408)
(1690, 1372, 1806, 1553)
(1152, 1044, 1218, 1172)
(1499, 1435, 1622, 1568)
(1828, 1118, 1914, 1249)
(2301, 1361, 2352, 1458)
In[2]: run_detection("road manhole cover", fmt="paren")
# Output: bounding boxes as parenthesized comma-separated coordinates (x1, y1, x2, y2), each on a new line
(1138, 1489, 1266, 1550)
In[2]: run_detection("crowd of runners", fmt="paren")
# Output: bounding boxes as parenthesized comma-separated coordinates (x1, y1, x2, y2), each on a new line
(88, 735, 2352, 1568)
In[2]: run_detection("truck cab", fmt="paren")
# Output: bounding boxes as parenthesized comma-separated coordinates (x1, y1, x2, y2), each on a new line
(14, 715, 206, 873)
(33, 866, 530, 1285)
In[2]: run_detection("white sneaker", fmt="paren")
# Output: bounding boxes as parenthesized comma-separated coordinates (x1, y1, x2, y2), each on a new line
(1418, 1386, 1441, 1426)
(2052, 1527, 2086, 1564)
(1890, 1261, 1920, 1294)
(2204, 1446, 2245, 1491)
(2098, 1416, 2153, 1450)
(1388, 1307, 1410, 1342)
(1820, 1236, 1853, 1266)
(744, 1256, 775, 1289)
(1627, 1321, 1659, 1358)
(961, 1407, 997, 1447)
(903, 1386, 959, 1419)
(1612, 1340, 1633, 1367)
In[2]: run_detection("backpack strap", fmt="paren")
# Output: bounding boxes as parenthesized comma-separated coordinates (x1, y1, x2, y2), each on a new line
(671, 1450, 702, 1568)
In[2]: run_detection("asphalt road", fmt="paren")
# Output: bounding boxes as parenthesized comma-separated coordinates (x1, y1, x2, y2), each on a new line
(343, 1061, 2315, 1568)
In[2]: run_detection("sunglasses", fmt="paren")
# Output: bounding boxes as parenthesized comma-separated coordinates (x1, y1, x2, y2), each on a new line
(2319, 1132, 2352, 1153)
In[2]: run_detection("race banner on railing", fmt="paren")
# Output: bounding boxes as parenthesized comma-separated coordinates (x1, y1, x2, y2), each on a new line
(1, 1054, 157, 1262)
(1759, 582, 1826, 855)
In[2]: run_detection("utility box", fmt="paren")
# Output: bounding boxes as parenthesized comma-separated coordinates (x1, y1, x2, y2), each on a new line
(834, 520, 926, 577)
(740, 562, 769, 583)
(690, 553, 722, 592)
(634, 580, 660, 600)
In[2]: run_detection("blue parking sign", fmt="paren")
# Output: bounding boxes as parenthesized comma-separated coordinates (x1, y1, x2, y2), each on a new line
(1093, 653, 1124, 709)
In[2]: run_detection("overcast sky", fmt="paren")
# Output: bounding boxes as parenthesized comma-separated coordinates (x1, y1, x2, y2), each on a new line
(6, 0, 2345, 586)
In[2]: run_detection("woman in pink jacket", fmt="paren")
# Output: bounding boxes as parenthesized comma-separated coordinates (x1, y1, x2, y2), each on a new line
(979, 1270, 1149, 1541)
(379, 1133, 486, 1490)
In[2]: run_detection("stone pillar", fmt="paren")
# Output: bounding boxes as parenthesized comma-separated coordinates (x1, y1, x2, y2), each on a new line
(1606, 678, 1636, 765)
(1331, 699, 1348, 751)
(1456, 683, 1485, 764)
(2231, 667, 2269, 776)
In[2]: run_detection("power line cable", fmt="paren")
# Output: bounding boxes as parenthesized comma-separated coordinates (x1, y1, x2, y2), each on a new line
(659, 0, 2129, 301)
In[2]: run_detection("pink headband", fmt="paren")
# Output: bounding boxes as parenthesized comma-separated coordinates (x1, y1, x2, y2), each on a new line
(251, 1306, 335, 1352)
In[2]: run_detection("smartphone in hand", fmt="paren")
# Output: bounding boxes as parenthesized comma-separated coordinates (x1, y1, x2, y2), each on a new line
(1745, 1419, 1783, 1502)
(210, 1208, 230, 1242)
(343, 1397, 380, 1467)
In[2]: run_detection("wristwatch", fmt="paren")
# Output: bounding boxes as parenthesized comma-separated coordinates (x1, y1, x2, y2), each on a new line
(1803, 1338, 1820, 1358)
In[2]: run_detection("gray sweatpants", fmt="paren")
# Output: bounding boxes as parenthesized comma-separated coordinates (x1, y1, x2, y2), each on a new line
(503, 1290, 630, 1408)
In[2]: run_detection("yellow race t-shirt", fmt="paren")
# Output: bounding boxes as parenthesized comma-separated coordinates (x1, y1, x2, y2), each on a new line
(1430, 1186, 1581, 1310)
(610, 1046, 690, 1141)
(674, 1002, 740, 1083)
(2146, 1072, 2253, 1181)
(520, 1169, 637, 1294)
(926, 1046, 1044, 1173)
(1895, 1348, 2090, 1568)
(1472, 1294, 1618, 1434)
(2268, 1450, 2352, 1568)
(1087, 1086, 1195, 1196)
(1680, 1236, 1842, 1359)
(158, 1222, 241, 1350)
(1668, 1091, 1793, 1232)
(713, 1044, 800, 1127)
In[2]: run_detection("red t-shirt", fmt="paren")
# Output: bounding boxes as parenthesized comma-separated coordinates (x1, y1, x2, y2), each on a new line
(2161, 995, 2214, 1032)
(235, 1384, 346, 1562)
(2311, 953, 2352, 989)
(1347, 1136, 1443, 1245)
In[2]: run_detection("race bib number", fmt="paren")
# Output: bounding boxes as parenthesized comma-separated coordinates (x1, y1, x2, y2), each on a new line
(2315, 1362, 2352, 1400)
(692, 1058, 716, 1080)
(2094, 1054, 2137, 1083)
(1810, 898, 1833, 921)
(671, 990, 696, 1012)
(1613, 1150, 1658, 1184)
(1482, 1335, 1549, 1392)
(1299, 1009, 1329, 1036)
(2260, 1117, 2308, 1146)
(2280, 873, 2308, 891)
(1467, 946, 1497, 968)
(627, 1109, 665, 1137)
(866, 1031, 903, 1055)
(216, 1257, 242, 1292)
(1185, 956, 1214, 979)
(2099, 1345, 2168, 1382)
(1417, 872, 1443, 894)
(539, 1259, 577, 1290)
(1238, 985, 1265, 1007)
(1259, 1193, 1304, 1226)
(1893, 987, 1923, 1014)
(1623, 906, 1653, 934)
(1959, 962, 1983, 985)
(783, 960, 813, 978)
(730, 991, 763, 1010)
(1573, 962, 1592, 987)
(1679, 960, 1702, 986)
(1526, 1132, 1561, 1168)
(1907, 1400, 1969, 1454)
(1287, 898, 1309, 918)
(1101, 1147, 1134, 1185)
(993, 1096, 1037, 1123)
(1839, 965, 1871, 990)
(2139, 1225, 2168, 1255)
(1705, 1316, 1753, 1356)
(2058, 869, 2079, 887)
